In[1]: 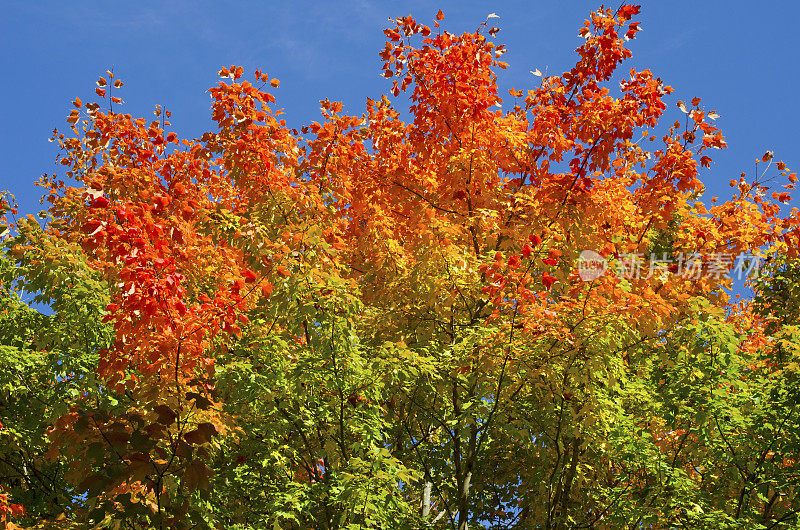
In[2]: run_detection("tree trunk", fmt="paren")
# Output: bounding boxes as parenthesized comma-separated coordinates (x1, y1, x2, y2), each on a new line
(457, 470, 473, 530)
(422, 480, 432, 518)
(553, 437, 581, 530)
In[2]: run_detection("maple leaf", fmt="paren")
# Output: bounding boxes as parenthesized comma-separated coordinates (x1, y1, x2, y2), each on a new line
(522, 244, 533, 258)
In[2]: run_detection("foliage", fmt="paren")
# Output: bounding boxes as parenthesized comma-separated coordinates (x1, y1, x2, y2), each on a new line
(2, 5, 800, 529)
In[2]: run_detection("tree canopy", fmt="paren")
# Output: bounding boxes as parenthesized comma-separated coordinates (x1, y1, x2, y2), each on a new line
(2, 5, 800, 529)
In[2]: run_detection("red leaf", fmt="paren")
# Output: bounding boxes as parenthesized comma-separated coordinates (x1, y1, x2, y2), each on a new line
(91, 196, 109, 208)
(522, 244, 533, 259)
(619, 4, 640, 18)
(626, 22, 641, 39)
(83, 219, 103, 236)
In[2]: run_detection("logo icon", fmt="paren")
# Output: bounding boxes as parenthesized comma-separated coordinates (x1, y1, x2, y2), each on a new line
(578, 250, 607, 281)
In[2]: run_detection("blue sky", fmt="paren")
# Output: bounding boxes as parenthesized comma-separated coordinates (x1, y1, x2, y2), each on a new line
(2, 0, 798, 225)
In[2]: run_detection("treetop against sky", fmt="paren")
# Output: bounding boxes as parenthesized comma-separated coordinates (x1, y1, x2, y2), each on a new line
(2, 0, 799, 218)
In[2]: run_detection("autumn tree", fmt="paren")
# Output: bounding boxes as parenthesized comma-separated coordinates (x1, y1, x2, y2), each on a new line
(2, 4, 800, 529)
